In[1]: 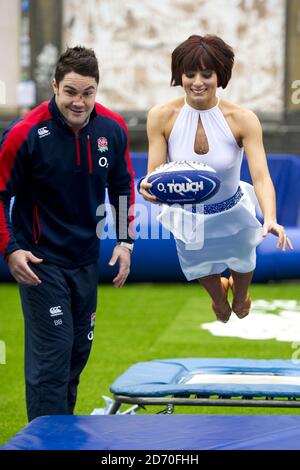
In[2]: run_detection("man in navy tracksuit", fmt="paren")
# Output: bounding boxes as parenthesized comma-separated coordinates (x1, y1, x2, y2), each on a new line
(0, 46, 135, 421)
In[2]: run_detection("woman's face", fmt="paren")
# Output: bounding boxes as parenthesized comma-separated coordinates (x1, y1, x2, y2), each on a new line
(182, 69, 218, 105)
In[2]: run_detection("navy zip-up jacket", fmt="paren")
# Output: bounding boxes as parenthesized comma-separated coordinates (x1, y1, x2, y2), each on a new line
(0, 97, 135, 267)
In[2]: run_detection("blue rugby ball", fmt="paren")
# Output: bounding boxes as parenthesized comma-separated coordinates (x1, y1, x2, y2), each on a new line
(139, 161, 220, 205)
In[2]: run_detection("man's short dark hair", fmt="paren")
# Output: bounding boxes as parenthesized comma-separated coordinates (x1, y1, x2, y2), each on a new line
(54, 46, 100, 85)
(171, 35, 234, 89)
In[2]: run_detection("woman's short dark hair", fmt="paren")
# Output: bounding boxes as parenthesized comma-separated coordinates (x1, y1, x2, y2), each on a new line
(171, 35, 234, 89)
(54, 46, 100, 85)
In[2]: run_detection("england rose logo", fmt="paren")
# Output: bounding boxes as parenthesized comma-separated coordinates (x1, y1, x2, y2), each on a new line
(98, 137, 108, 153)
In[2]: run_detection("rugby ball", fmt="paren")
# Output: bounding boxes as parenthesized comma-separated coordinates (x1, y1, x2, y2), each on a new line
(138, 161, 220, 204)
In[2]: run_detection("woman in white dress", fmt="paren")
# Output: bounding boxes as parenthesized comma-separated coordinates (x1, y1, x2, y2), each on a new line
(140, 35, 293, 323)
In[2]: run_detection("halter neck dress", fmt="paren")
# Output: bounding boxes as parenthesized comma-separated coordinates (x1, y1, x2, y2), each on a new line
(159, 98, 263, 280)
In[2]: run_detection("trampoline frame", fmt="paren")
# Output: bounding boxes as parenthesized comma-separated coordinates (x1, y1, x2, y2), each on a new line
(109, 394, 300, 414)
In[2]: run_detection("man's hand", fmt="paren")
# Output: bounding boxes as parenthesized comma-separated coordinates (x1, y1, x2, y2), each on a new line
(7, 250, 43, 286)
(108, 245, 131, 288)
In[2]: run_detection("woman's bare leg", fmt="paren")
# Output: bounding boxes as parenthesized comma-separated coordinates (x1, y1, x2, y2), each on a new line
(197, 274, 231, 323)
(229, 270, 253, 318)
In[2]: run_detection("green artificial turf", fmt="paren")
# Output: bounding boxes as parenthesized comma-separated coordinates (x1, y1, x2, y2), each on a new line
(0, 281, 299, 445)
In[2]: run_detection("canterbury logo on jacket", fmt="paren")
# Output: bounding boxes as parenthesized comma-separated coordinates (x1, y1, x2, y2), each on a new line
(0, 97, 135, 267)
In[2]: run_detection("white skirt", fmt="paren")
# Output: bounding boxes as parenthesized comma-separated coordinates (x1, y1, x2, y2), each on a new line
(158, 181, 263, 281)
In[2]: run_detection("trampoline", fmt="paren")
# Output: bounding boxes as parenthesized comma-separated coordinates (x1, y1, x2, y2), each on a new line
(109, 358, 300, 414)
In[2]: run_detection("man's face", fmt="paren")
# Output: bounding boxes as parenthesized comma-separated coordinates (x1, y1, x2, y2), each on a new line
(52, 72, 98, 132)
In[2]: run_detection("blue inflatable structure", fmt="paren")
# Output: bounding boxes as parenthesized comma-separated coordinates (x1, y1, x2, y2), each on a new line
(0, 153, 300, 283)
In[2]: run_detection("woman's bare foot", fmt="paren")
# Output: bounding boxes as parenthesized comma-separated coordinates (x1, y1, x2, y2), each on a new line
(228, 276, 252, 319)
(212, 277, 232, 323)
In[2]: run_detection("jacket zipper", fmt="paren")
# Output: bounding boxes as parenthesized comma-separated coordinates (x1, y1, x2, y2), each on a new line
(75, 134, 81, 166)
(87, 135, 93, 174)
(33, 205, 41, 244)
(74, 131, 93, 174)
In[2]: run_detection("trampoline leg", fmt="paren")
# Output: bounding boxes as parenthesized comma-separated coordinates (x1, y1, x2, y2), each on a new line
(158, 404, 174, 415)
(108, 400, 122, 415)
(121, 404, 142, 415)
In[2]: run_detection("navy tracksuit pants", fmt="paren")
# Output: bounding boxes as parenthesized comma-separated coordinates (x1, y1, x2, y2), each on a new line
(19, 261, 98, 421)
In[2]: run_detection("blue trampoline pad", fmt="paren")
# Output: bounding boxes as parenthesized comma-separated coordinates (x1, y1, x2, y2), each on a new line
(2, 415, 300, 450)
(110, 358, 300, 398)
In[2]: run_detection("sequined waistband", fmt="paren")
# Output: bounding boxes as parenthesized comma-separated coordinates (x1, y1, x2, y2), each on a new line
(203, 186, 243, 214)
